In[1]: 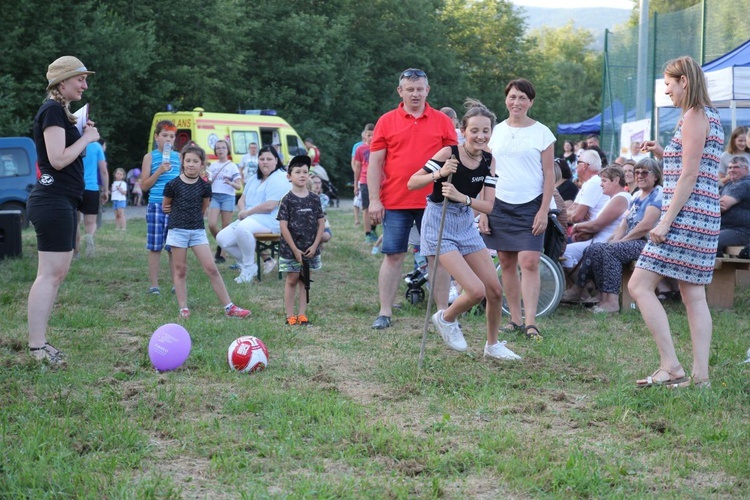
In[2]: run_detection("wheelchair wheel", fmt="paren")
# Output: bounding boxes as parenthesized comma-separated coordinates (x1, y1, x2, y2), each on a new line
(495, 253, 564, 318)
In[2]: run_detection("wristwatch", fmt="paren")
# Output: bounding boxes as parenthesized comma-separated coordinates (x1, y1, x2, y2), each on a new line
(464, 195, 472, 206)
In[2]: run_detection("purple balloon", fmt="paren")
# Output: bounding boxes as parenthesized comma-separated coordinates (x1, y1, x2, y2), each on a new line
(148, 323, 191, 371)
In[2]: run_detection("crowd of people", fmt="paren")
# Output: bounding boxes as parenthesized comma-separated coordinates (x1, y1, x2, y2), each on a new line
(25, 55, 735, 388)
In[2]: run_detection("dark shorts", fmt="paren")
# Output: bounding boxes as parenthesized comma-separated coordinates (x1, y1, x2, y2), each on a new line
(28, 194, 79, 252)
(79, 189, 100, 215)
(359, 183, 370, 209)
(482, 195, 544, 253)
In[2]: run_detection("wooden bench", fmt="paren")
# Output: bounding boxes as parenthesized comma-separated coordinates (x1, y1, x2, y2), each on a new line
(255, 233, 282, 281)
(621, 249, 750, 310)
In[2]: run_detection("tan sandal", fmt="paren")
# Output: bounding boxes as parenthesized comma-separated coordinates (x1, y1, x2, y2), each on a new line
(692, 377, 711, 389)
(636, 367, 689, 388)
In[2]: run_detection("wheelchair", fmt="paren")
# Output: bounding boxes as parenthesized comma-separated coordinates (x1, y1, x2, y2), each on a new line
(494, 211, 566, 318)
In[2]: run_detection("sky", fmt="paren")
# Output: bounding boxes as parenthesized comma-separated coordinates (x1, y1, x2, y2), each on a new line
(511, 0, 634, 9)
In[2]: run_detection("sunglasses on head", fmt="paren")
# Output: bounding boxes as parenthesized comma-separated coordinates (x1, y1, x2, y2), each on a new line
(400, 69, 427, 79)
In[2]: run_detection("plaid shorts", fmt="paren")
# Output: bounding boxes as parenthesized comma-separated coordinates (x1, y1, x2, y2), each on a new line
(279, 255, 322, 273)
(146, 203, 170, 251)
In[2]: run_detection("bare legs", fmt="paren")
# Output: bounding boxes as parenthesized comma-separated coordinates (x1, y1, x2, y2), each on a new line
(628, 268, 711, 382)
(498, 250, 541, 327)
(28, 251, 74, 348)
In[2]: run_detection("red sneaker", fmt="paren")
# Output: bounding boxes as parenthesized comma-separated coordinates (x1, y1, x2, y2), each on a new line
(226, 305, 251, 319)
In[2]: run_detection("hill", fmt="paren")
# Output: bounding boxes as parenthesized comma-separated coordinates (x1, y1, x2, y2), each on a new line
(518, 6, 632, 49)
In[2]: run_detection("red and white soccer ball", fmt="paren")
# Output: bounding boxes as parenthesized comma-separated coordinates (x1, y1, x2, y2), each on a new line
(228, 336, 268, 373)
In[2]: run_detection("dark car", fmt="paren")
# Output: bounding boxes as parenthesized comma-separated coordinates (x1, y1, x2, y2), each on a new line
(0, 137, 37, 228)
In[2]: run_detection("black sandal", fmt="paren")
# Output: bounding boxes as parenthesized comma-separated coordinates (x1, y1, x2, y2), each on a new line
(501, 321, 525, 334)
(524, 325, 543, 341)
(29, 344, 66, 367)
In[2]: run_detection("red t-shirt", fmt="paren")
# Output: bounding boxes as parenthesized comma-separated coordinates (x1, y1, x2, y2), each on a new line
(354, 143, 370, 184)
(370, 102, 457, 209)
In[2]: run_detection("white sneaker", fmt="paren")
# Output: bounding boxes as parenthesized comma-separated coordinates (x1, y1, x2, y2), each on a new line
(432, 310, 467, 352)
(234, 264, 258, 284)
(484, 341, 522, 361)
(262, 258, 277, 274)
(448, 284, 460, 304)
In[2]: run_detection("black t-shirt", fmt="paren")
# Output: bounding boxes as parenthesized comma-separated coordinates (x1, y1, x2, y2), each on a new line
(424, 145, 495, 203)
(32, 100, 84, 201)
(163, 176, 212, 230)
(277, 191, 325, 259)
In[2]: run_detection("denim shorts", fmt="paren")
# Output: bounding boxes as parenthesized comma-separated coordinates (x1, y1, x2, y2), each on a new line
(112, 199, 126, 210)
(279, 255, 322, 273)
(209, 192, 235, 212)
(381, 209, 424, 255)
(166, 228, 209, 248)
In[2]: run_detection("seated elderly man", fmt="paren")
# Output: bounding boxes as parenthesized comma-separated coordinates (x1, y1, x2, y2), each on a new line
(718, 155, 750, 254)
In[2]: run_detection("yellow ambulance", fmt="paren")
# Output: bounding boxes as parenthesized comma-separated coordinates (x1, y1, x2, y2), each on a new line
(147, 108, 307, 163)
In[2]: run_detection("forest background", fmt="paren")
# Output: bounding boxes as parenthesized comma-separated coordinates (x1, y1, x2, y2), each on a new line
(0, 0, 707, 187)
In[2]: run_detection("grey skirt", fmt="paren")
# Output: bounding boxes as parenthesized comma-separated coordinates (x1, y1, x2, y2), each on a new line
(482, 195, 544, 252)
(420, 199, 486, 256)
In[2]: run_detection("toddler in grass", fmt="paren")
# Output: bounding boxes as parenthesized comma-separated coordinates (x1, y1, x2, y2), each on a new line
(162, 144, 251, 320)
(278, 155, 325, 325)
(111, 167, 128, 230)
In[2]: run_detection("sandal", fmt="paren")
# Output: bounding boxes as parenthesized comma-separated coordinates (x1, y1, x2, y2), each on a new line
(636, 367, 690, 388)
(524, 325, 543, 341)
(501, 321, 525, 334)
(29, 344, 67, 368)
(692, 377, 711, 389)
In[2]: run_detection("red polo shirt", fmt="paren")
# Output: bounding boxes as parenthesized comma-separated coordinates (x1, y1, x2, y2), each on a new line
(370, 102, 457, 210)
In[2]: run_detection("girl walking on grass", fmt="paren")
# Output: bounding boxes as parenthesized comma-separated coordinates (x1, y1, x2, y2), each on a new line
(111, 167, 128, 230)
(162, 144, 252, 320)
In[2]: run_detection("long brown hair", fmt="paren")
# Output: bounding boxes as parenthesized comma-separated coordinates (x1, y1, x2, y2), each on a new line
(663, 56, 712, 112)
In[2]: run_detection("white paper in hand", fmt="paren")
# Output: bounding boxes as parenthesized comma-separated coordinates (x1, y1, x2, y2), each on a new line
(73, 104, 89, 136)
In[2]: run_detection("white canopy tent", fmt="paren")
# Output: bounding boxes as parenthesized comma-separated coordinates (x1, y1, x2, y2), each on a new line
(655, 39, 750, 130)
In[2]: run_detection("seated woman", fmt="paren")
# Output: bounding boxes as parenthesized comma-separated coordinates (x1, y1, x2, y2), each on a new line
(562, 165, 632, 270)
(216, 146, 290, 283)
(563, 158, 663, 312)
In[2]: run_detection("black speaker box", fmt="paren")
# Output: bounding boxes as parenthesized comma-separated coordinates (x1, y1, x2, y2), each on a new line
(0, 210, 22, 259)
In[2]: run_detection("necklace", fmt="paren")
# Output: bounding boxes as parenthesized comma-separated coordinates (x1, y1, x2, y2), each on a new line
(463, 144, 482, 161)
(184, 174, 199, 179)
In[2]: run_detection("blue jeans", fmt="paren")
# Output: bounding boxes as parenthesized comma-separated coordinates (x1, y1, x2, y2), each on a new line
(381, 209, 424, 255)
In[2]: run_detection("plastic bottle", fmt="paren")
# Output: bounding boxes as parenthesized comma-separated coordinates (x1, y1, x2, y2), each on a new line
(162, 142, 172, 170)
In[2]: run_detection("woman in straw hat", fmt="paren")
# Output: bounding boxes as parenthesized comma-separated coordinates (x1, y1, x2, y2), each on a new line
(26, 56, 100, 367)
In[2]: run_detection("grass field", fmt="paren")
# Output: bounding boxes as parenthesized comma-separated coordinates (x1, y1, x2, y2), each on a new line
(2, 205, 749, 498)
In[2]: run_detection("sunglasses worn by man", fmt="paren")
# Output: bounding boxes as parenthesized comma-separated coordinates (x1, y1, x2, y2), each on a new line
(400, 69, 426, 80)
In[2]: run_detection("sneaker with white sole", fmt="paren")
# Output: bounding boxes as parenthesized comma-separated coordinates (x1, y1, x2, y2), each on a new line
(262, 258, 277, 274)
(179, 308, 191, 319)
(484, 341, 522, 361)
(432, 310, 467, 352)
(234, 263, 258, 284)
(226, 304, 251, 318)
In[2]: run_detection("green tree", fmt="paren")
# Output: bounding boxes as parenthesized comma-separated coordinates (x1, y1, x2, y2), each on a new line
(526, 22, 602, 150)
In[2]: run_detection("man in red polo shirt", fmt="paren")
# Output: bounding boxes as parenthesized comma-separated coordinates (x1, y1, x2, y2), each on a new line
(367, 68, 458, 329)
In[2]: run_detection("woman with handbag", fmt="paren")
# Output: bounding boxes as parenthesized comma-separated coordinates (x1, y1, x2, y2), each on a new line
(207, 140, 242, 263)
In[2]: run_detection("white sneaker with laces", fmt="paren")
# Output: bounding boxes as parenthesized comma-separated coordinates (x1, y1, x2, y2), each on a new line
(235, 263, 258, 284)
(262, 258, 277, 274)
(484, 341, 522, 361)
(432, 310, 467, 352)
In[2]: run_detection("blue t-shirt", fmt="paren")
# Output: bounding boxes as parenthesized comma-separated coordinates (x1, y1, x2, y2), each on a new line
(625, 185, 662, 234)
(147, 150, 180, 205)
(82, 141, 106, 191)
(351, 140, 363, 158)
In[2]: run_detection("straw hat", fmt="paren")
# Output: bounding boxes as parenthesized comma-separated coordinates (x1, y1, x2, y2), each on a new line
(46, 56, 94, 90)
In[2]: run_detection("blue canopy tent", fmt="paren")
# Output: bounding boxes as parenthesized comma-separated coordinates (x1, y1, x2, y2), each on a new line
(655, 39, 750, 139)
(557, 100, 626, 136)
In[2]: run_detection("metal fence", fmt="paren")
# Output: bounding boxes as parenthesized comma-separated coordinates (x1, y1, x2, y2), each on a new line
(601, 0, 750, 158)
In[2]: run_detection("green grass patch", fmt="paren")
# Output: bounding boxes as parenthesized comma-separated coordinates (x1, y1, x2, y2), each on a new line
(1, 206, 749, 497)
